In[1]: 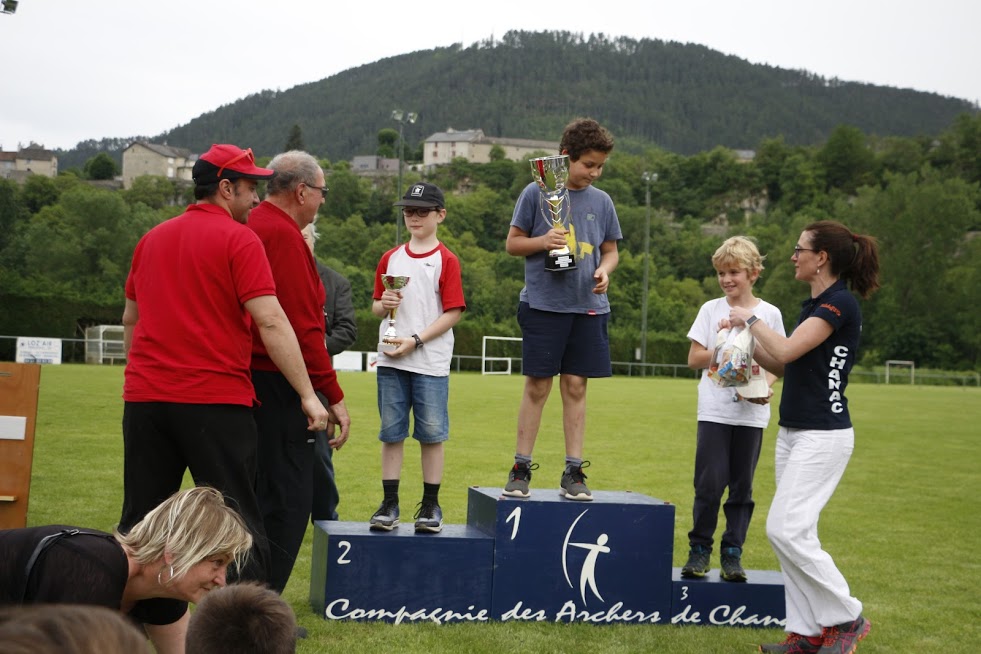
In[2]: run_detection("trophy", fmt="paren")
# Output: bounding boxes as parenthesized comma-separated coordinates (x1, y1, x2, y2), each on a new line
(530, 154, 576, 272)
(378, 274, 411, 353)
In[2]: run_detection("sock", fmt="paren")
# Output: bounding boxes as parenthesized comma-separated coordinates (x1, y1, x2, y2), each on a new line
(565, 456, 583, 472)
(422, 482, 440, 505)
(514, 453, 532, 467)
(382, 479, 399, 503)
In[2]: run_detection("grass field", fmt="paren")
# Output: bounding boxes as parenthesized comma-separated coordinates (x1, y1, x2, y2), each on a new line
(23, 365, 980, 653)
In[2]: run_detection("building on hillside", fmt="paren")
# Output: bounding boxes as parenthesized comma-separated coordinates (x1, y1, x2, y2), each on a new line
(423, 129, 557, 169)
(121, 142, 194, 189)
(0, 143, 58, 180)
(351, 155, 400, 173)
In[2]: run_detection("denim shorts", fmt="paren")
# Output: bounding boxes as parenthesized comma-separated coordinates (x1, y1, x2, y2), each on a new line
(376, 366, 449, 444)
(517, 302, 612, 378)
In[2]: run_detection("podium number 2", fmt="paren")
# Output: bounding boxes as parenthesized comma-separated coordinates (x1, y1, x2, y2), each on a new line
(506, 507, 522, 540)
(337, 540, 352, 565)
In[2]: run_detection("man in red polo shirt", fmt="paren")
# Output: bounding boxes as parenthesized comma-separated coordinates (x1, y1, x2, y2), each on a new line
(247, 149, 351, 593)
(121, 145, 330, 615)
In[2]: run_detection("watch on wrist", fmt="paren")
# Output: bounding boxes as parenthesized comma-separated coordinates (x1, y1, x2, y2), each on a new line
(412, 334, 424, 349)
(746, 314, 760, 328)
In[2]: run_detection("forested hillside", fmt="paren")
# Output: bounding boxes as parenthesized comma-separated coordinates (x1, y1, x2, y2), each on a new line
(5, 115, 980, 372)
(56, 31, 974, 171)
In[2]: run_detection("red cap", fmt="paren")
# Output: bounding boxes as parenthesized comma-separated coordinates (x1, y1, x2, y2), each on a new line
(192, 144, 275, 185)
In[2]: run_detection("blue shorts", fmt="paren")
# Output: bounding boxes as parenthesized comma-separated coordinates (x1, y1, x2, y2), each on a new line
(517, 302, 612, 378)
(376, 366, 449, 444)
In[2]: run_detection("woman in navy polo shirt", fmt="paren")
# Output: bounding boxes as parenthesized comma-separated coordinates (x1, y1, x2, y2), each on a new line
(727, 220, 880, 654)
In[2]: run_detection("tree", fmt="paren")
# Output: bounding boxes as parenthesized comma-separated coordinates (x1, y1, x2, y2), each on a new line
(84, 153, 118, 180)
(817, 125, 874, 194)
(376, 128, 398, 158)
(285, 124, 304, 151)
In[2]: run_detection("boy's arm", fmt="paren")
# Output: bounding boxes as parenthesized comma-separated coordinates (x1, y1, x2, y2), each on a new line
(687, 340, 711, 370)
(506, 225, 568, 257)
(592, 240, 620, 294)
(380, 308, 464, 358)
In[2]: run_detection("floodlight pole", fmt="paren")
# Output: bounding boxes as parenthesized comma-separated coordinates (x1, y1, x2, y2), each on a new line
(392, 109, 417, 245)
(640, 171, 657, 375)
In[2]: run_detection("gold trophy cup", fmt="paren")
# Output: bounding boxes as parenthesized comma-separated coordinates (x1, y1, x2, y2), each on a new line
(530, 154, 576, 272)
(378, 274, 411, 353)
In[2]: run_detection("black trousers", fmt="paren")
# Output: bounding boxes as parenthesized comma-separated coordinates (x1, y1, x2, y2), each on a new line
(252, 370, 315, 594)
(687, 420, 763, 551)
(120, 401, 270, 583)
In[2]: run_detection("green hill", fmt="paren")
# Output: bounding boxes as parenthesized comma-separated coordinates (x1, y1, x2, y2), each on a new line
(57, 31, 974, 170)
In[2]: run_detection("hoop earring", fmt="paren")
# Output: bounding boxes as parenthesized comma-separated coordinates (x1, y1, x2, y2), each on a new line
(157, 565, 174, 586)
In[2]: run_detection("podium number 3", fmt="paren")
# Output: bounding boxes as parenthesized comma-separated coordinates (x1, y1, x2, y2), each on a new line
(506, 507, 522, 540)
(337, 540, 352, 565)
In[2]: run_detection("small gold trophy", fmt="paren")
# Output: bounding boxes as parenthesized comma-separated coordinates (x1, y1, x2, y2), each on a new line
(378, 274, 411, 353)
(530, 154, 576, 272)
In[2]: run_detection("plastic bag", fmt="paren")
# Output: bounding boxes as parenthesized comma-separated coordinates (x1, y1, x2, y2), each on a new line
(707, 327, 755, 387)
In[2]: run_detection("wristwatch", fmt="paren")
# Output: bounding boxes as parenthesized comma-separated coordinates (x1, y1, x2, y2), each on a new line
(412, 334, 424, 349)
(746, 315, 760, 328)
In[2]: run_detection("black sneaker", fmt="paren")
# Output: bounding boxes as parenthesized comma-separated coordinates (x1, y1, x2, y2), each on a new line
(560, 461, 593, 501)
(369, 498, 399, 531)
(503, 462, 539, 498)
(720, 546, 747, 582)
(681, 544, 711, 578)
(817, 615, 871, 654)
(413, 501, 443, 533)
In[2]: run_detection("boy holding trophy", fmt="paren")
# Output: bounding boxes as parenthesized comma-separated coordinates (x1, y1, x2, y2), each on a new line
(503, 118, 622, 501)
(368, 182, 466, 532)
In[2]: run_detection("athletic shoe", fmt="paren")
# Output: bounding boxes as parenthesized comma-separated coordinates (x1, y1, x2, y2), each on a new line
(560, 461, 593, 500)
(720, 546, 747, 582)
(681, 544, 711, 578)
(759, 633, 822, 653)
(368, 498, 399, 531)
(503, 462, 539, 498)
(413, 501, 443, 533)
(817, 615, 871, 654)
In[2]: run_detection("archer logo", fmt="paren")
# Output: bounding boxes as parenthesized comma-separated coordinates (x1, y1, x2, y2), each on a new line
(562, 510, 611, 605)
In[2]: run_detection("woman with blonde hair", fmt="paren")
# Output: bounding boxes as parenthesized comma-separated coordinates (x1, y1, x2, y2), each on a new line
(0, 486, 252, 654)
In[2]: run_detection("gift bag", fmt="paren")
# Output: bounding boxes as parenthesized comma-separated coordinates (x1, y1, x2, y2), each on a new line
(707, 327, 755, 388)
(736, 359, 769, 399)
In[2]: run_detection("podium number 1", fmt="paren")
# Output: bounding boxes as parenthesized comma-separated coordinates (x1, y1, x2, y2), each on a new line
(337, 540, 352, 565)
(506, 507, 522, 540)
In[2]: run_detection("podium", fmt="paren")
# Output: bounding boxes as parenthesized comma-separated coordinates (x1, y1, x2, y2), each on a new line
(0, 362, 42, 529)
(468, 486, 675, 623)
(310, 485, 786, 628)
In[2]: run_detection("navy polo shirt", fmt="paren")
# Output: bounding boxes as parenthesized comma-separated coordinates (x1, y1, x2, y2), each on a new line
(779, 281, 862, 430)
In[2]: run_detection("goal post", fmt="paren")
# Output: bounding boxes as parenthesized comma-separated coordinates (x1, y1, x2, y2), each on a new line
(481, 336, 522, 375)
(885, 360, 915, 385)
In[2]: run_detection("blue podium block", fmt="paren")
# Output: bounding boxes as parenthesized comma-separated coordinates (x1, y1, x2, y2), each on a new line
(670, 568, 786, 628)
(309, 520, 494, 624)
(467, 486, 675, 624)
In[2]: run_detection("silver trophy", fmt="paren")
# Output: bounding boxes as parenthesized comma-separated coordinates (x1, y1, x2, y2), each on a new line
(530, 154, 576, 272)
(378, 274, 411, 353)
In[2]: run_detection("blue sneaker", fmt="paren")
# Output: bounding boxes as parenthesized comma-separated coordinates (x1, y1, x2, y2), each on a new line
(369, 498, 399, 531)
(413, 500, 443, 533)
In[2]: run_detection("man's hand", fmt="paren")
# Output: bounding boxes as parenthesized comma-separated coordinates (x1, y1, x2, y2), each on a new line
(327, 400, 351, 449)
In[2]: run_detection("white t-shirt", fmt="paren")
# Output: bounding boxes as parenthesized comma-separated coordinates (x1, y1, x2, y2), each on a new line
(687, 297, 785, 428)
(373, 242, 466, 377)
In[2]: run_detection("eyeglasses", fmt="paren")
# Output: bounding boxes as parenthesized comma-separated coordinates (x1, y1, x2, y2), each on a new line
(303, 183, 328, 198)
(402, 207, 439, 218)
(793, 245, 816, 257)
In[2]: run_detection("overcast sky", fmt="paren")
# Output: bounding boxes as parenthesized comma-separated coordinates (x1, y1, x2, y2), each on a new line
(1, 0, 978, 152)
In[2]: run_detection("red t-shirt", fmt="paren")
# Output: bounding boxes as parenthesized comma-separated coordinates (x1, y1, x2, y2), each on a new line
(246, 201, 344, 405)
(124, 203, 276, 405)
